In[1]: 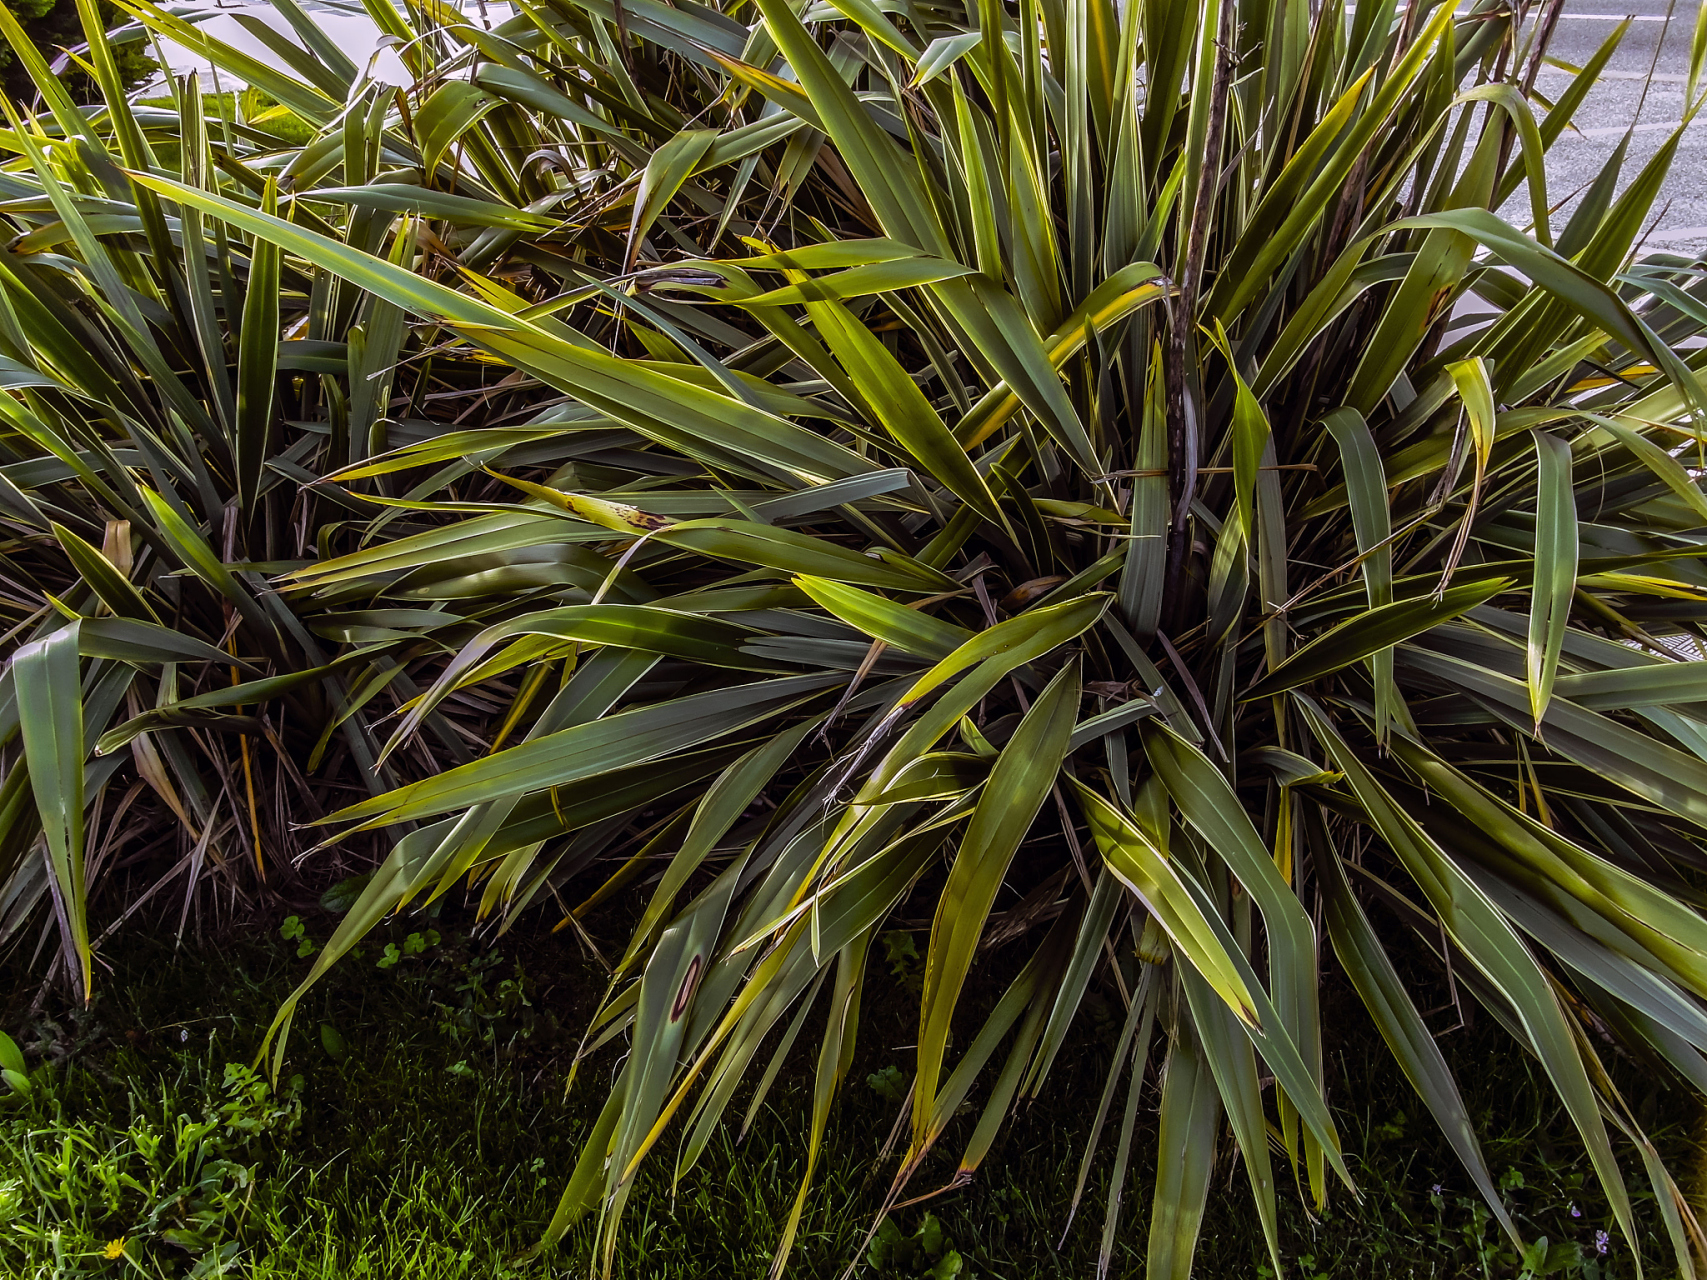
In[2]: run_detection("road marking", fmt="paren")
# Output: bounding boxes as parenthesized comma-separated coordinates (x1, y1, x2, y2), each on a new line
(1638, 225, 1707, 243)
(1574, 119, 1692, 136)
(1351, 6, 1681, 17)
(1534, 69, 1688, 81)
(1353, 6, 1683, 19)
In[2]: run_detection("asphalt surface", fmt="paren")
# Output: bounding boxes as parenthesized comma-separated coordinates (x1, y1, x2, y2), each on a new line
(152, 0, 1702, 254)
(1507, 0, 1707, 255)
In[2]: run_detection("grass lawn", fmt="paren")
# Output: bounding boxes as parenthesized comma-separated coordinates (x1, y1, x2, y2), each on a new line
(133, 90, 317, 145)
(0, 904, 1697, 1278)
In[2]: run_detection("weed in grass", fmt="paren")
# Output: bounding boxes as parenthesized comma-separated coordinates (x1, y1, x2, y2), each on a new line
(0, 1055, 303, 1276)
(867, 1213, 964, 1279)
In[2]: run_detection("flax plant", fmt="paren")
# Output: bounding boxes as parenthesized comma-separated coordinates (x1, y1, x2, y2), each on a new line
(4, 0, 1707, 1272)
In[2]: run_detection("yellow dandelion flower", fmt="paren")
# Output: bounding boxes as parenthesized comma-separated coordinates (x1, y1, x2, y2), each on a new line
(102, 1237, 127, 1260)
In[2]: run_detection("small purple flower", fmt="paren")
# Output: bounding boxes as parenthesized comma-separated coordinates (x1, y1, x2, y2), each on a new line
(1595, 1229, 1611, 1255)
(1569, 1203, 1581, 1218)
(1430, 1184, 1442, 1196)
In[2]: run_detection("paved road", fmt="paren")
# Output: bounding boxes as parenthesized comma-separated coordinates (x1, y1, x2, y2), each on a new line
(150, 0, 1702, 256)
(1511, 0, 1707, 255)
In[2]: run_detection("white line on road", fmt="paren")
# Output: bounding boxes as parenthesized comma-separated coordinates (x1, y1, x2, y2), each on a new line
(1636, 226, 1707, 242)
(1536, 69, 1689, 81)
(1574, 119, 1693, 136)
(1349, 6, 1681, 17)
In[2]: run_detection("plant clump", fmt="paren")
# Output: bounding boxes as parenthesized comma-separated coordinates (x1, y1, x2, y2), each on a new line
(2, 0, 1707, 1275)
